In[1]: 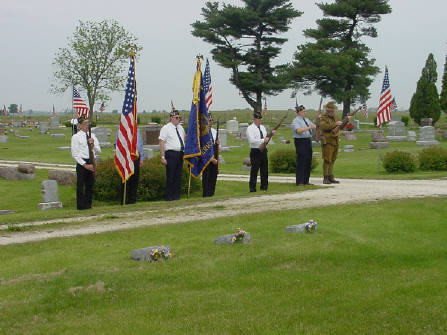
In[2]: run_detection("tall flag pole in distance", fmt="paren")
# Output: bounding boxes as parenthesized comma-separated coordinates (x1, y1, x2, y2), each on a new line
(114, 52, 138, 203)
(203, 59, 213, 112)
(184, 56, 214, 179)
(376, 66, 396, 128)
(72, 87, 90, 117)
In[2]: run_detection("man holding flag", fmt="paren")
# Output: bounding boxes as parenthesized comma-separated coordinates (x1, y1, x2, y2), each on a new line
(183, 56, 215, 193)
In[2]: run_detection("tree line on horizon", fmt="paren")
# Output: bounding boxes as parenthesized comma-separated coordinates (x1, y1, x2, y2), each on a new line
(44, 0, 446, 126)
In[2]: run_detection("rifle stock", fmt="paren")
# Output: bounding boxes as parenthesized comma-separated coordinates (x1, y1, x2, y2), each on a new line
(259, 112, 288, 152)
(331, 105, 362, 135)
(87, 122, 97, 178)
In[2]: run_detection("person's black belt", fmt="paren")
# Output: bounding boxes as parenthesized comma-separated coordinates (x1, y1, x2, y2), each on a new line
(83, 158, 91, 164)
(165, 150, 183, 153)
(295, 138, 311, 141)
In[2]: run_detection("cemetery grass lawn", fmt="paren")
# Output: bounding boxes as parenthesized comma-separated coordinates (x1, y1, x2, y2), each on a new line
(0, 169, 316, 225)
(2, 122, 447, 180)
(1, 197, 446, 334)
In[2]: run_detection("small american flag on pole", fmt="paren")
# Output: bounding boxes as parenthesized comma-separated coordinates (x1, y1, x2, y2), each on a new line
(376, 66, 396, 128)
(18, 104, 23, 118)
(361, 103, 368, 118)
(52, 104, 56, 115)
(3, 105, 8, 116)
(99, 102, 105, 113)
(263, 98, 268, 116)
(72, 87, 89, 117)
(203, 59, 213, 112)
(114, 53, 138, 183)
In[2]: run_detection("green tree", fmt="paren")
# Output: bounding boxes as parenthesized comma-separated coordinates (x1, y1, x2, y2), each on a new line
(192, 0, 302, 114)
(8, 104, 18, 115)
(290, 0, 391, 117)
(440, 55, 447, 113)
(409, 53, 441, 125)
(52, 20, 142, 120)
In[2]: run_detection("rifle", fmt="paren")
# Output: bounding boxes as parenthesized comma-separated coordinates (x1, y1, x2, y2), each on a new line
(214, 121, 220, 174)
(87, 118, 97, 178)
(315, 97, 323, 142)
(259, 112, 288, 152)
(331, 105, 363, 135)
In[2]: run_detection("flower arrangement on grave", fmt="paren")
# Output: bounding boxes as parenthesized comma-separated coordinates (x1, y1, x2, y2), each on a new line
(150, 246, 172, 262)
(345, 123, 354, 131)
(304, 220, 317, 233)
(231, 228, 246, 244)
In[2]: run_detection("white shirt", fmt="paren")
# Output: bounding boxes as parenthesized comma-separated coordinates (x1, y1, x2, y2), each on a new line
(71, 130, 101, 165)
(246, 123, 267, 149)
(159, 122, 185, 151)
(210, 127, 217, 142)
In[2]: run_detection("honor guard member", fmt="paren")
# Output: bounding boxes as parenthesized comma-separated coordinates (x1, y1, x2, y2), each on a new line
(292, 105, 316, 186)
(71, 115, 101, 210)
(319, 101, 350, 184)
(202, 113, 219, 197)
(159, 109, 185, 201)
(246, 109, 276, 192)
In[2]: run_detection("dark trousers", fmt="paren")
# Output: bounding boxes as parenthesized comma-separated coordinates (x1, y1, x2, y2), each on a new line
(121, 157, 140, 204)
(202, 161, 218, 197)
(76, 162, 94, 210)
(249, 148, 268, 192)
(294, 138, 313, 185)
(165, 150, 183, 201)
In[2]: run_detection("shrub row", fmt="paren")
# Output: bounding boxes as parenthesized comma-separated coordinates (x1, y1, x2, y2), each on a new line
(383, 147, 447, 173)
(270, 149, 319, 173)
(93, 157, 201, 203)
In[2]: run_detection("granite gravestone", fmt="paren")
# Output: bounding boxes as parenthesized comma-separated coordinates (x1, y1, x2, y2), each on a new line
(386, 121, 407, 141)
(38, 180, 63, 210)
(416, 126, 439, 146)
(370, 130, 388, 149)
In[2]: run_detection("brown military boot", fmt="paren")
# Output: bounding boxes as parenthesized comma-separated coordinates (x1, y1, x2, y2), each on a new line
(323, 176, 331, 184)
(329, 175, 340, 184)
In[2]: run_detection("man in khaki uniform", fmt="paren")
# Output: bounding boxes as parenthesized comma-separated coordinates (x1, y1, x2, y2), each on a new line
(319, 101, 351, 184)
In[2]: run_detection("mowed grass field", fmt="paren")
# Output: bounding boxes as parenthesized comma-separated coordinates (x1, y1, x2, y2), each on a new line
(1, 197, 447, 334)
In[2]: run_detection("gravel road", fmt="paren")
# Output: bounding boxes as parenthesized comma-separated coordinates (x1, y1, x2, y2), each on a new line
(1, 174, 446, 246)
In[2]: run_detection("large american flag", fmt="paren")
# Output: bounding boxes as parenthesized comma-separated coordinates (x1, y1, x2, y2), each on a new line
(114, 54, 138, 183)
(72, 87, 90, 117)
(203, 59, 213, 111)
(376, 66, 396, 128)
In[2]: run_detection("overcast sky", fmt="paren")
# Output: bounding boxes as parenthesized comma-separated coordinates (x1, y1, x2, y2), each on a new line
(1, 0, 446, 114)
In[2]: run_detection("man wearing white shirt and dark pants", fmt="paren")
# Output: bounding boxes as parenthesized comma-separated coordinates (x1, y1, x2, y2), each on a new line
(246, 111, 276, 192)
(159, 110, 185, 201)
(71, 115, 101, 210)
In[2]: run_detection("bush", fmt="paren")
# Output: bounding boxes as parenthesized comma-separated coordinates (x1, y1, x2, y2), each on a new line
(93, 157, 201, 203)
(151, 116, 162, 124)
(401, 115, 409, 127)
(418, 146, 447, 171)
(383, 151, 417, 173)
(270, 149, 319, 173)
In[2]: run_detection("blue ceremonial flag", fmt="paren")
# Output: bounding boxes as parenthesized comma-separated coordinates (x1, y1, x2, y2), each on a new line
(184, 58, 214, 178)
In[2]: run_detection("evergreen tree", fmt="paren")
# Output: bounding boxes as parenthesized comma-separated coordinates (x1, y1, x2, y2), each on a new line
(409, 53, 441, 125)
(440, 55, 447, 113)
(192, 0, 302, 114)
(289, 0, 391, 117)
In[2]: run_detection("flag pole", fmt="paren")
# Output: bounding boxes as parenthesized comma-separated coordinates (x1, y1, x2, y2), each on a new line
(122, 182, 127, 205)
(187, 166, 192, 198)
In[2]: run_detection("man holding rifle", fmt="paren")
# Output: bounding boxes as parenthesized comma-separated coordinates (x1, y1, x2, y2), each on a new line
(71, 115, 101, 210)
(319, 101, 351, 184)
(246, 110, 276, 192)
